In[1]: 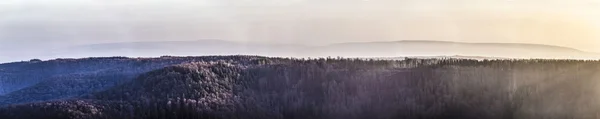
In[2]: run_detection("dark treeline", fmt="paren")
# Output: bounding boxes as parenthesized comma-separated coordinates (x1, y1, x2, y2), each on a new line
(1, 56, 600, 119)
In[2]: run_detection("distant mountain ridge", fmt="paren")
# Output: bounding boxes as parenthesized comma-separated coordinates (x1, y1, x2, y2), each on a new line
(316, 40, 597, 59)
(390, 40, 583, 52)
(3, 40, 598, 63)
(84, 40, 586, 52)
(331, 40, 584, 52)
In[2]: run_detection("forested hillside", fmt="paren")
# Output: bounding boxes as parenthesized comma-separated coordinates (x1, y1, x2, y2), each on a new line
(0, 56, 278, 105)
(0, 56, 599, 119)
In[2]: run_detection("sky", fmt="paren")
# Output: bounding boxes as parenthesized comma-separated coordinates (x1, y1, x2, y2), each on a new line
(1, 0, 600, 61)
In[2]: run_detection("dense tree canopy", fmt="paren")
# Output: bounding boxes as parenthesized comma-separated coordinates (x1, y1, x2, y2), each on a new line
(1, 56, 599, 119)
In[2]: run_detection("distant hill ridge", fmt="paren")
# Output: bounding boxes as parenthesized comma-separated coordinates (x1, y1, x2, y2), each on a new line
(400, 40, 582, 52)
(335, 40, 584, 52)
(2, 40, 598, 63)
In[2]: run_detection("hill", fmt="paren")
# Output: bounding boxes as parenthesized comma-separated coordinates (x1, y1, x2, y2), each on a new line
(0, 56, 276, 105)
(1, 56, 600, 119)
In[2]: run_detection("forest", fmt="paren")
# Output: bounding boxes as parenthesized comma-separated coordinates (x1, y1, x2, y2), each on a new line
(0, 56, 599, 119)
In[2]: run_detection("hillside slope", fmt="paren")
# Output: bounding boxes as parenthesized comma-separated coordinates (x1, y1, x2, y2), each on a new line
(2, 57, 600, 119)
(0, 56, 276, 106)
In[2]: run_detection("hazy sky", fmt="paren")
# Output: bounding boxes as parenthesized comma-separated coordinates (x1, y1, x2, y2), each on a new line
(1, 0, 600, 52)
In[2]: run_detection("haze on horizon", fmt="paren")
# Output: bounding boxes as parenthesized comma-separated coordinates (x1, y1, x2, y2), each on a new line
(1, 0, 600, 62)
